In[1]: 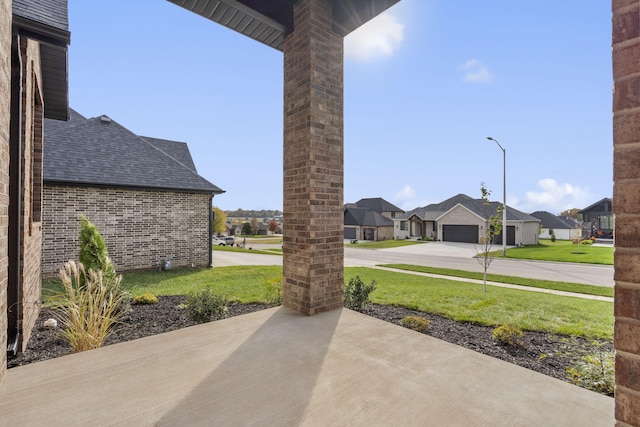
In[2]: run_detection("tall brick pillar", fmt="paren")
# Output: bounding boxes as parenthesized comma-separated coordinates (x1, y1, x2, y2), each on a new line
(282, 0, 344, 315)
(613, 0, 640, 425)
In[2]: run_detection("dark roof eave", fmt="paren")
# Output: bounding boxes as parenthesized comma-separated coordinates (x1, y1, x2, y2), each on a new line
(44, 179, 225, 195)
(13, 15, 70, 121)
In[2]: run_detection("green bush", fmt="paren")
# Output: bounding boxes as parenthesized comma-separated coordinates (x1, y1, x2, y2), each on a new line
(580, 239, 594, 245)
(78, 214, 115, 279)
(401, 316, 430, 333)
(344, 275, 376, 312)
(566, 349, 615, 396)
(186, 288, 228, 323)
(262, 275, 282, 306)
(549, 232, 556, 243)
(492, 325, 525, 346)
(133, 293, 159, 305)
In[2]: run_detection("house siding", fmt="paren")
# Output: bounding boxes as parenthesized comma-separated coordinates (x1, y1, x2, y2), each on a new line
(519, 222, 539, 246)
(0, 0, 10, 383)
(437, 205, 484, 241)
(42, 185, 212, 277)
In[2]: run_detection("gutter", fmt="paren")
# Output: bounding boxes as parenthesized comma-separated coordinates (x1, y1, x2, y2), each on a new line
(208, 194, 214, 268)
(7, 32, 23, 356)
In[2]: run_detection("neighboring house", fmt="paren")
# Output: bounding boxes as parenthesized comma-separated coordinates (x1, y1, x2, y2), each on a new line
(2, 0, 70, 369)
(41, 109, 224, 277)
(344, 207, 394, 241)
(348, 197, 404, 219)
(579, 198, 613, 238)
(343, 197, 402, 241)
(395, 194, 540, 246)
(530, 211, 581, 241)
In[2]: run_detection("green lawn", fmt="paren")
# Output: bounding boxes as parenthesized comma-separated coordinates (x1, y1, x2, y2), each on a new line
(380, 264, 613, 297)
(43, 265, 613, 340)
(494, 239, 613, 265)
(212, 245, 281, 256)
(346, 239, 426, 249)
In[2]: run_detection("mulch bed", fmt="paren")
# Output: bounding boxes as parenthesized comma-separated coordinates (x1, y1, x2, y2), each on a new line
(8, 297, 613, 394)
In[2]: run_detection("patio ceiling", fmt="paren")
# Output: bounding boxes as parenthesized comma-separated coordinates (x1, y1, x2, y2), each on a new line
(167, 0, 401, 50)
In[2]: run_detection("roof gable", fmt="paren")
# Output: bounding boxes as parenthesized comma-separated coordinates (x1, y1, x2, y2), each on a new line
(44, 112, 223, 194)
(530, 211, 578, 229)
(354, 197, 403, 214)
(579, 198, 612, 214)
(344, 207, 393, 227)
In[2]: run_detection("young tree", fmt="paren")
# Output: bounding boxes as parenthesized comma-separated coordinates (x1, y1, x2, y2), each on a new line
(250, 217, 260, 235)
(212, 206, 227, 234)
(78, 214, 115, 279)
(267, 219, 280, 233)
(476, 184, 503, 292)
(242, 222, 253, 235)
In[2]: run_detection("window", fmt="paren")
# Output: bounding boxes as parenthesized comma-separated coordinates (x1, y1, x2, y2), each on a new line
(598, 215, 613, 230)
(400, 221, 408, 231)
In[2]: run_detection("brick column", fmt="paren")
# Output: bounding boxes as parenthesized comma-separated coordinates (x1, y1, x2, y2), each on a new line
(613, 0, 640, 425)
(0, 0, 11, 383)
(282, 0, 344, 315)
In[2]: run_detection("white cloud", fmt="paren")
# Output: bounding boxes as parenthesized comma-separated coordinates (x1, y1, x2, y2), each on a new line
(394, 185, 431, 211)
(521, 178, 591, 213)
(345, 13, 404, 61)
(459, 59, 494, 83)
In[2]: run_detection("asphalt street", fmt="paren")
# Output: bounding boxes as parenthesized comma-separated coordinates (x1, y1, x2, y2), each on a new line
(212, 241, 614, 287)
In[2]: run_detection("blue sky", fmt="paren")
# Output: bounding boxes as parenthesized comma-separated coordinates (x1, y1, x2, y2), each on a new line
(67, 1, 612, 214)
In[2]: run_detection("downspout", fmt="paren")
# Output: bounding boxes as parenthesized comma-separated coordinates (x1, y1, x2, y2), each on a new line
(208, 194, 213, 268)
(7, 32, 23, 356)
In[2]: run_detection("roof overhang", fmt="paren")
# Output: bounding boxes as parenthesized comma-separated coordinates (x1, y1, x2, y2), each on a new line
(13, 15, 70, 121)
(167, 0, 401, 51)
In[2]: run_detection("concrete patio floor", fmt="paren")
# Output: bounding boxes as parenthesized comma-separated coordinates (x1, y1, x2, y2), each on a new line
(0, 307, 613, 426)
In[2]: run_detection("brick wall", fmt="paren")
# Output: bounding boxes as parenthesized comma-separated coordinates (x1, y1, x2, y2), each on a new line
(613, 1, 640, 425)
(42, 185, 212, 276)
(282, 0, 344, 315)
(18, 37, 44, 351)
(0, 0, 11, 383)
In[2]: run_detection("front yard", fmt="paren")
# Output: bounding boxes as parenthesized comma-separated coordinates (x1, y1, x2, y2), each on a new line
(490, 239, 614, 265)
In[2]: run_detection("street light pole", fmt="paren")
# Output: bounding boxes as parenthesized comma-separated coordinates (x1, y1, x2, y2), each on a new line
(486, 137, 507, 256)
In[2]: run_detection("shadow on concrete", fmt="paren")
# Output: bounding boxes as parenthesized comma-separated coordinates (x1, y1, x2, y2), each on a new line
(157, 307, 342, 426)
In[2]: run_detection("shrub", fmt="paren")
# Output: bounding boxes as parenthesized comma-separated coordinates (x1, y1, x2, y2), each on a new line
(566, 349, 615, 396)
(51, 261, 126, 352)
(262, 276, 282, 306)
(492, 325, 525, 346)
(186, 288, 228, 323)
(401, 316, 430, 333)
(78, 214, 115, 279)
(549, 232, 556, 243)
(580, 239, 594, 245)
(133, 293, 159, 305)
(344, 275, 376, 312)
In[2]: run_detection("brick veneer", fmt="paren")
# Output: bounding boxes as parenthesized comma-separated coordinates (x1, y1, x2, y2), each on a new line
(282, 0, 344, 315)
(613, 1, 640, 425)
(0, 0, 10, 384)
(42, 185, 212, 276)
(17, 37, 44, 352)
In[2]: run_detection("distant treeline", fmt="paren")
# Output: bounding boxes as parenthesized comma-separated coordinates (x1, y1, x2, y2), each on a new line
(226, 209, 283, 218)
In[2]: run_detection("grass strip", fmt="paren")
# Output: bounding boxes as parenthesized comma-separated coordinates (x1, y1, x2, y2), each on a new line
(345, 267, 612, 340)
(491, 239, 614, 265)
(345, 240, 426, 249)
(379, 264, 613, 298)
(212, 245, 281, 256)
(43, 265, 613, 339)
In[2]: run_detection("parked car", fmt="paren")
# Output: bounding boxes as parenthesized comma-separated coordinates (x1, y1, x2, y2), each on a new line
(212, 236, 226, 246)
(223, 236, 236, 247)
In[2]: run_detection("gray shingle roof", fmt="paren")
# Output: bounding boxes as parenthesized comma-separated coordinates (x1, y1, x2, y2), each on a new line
(13, 0, 69, 31)
(530, 211, 579, 229)
(353, 198, 404, 214)
(344, 208, 393, 227)
(141, 137, 197, 172)
(398, 194, 539, 222)
(44, 112, 224, 194)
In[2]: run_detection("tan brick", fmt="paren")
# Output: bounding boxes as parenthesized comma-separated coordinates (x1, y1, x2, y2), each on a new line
(616, 386, 640, 426)
(617, 353, 640, 392)
(616, 318, 640, 354)
(616, 283, 640, 320)
(614, 215, 640, 248)
(613, 77, 640, 112)
(614, 181, 640, 215)
(615, 250, 640, 283)
(613, 41, 640, 79)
